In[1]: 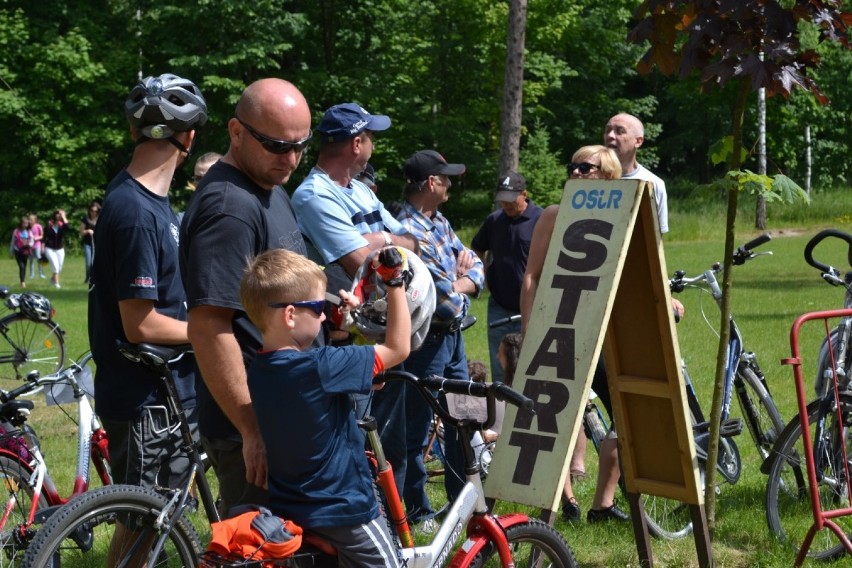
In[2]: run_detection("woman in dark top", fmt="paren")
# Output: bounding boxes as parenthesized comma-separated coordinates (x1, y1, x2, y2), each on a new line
(43, 209, 70, 289)
(80, 201, 100, 284)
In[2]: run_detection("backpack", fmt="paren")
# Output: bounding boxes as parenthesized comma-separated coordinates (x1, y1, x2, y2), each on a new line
(203, 505, 302, 567)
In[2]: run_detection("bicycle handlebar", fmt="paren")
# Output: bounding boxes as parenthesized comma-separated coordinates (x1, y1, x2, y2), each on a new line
(375, 370, 535, 429)
(671, 234, 772, 293)
(803, 229, 852, 278)
(732, 232, 772, 265)
(489, 314, 521, 329)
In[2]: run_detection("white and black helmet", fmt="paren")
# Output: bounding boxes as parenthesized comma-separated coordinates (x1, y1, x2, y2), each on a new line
(125, 73, 208, 139)
(19, 293, 52, 321)
(350, 249, 436, 351)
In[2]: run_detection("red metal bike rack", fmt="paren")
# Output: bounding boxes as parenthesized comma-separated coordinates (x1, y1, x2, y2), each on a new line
(783, 308, 852, 566)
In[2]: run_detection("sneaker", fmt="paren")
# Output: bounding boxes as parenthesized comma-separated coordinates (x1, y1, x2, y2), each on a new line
(39, 273, 45, 279)
(561, 497, 581, 523)
(587, 503, 630, 523)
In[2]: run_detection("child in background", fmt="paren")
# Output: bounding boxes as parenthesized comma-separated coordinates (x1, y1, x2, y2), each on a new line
(240, 247, 411, 567)
(484, 332, 522, 442)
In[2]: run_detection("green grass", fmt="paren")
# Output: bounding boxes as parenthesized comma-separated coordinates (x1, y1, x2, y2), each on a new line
(4, 186, 852, 566)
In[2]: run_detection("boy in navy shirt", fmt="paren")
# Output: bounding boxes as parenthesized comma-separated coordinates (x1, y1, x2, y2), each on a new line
(240, 247, 410, 567)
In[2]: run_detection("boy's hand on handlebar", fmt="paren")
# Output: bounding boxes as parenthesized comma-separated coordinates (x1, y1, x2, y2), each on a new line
(373, 246, 410, 288)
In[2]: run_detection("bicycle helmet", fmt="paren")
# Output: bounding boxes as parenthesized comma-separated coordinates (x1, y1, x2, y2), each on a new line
(349, 248, 436, 350)
(19, 292, 52, 322)
(125, 73, 208, 139)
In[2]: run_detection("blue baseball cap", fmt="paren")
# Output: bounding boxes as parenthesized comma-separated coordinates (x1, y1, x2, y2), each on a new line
(316, 102, 391, 143)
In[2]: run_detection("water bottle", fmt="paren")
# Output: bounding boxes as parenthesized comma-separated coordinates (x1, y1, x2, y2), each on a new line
(585, 402, 608, 443)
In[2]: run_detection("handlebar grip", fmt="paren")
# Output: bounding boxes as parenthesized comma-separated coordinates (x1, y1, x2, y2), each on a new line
(803, 229, 852, 273)
(742, 232, 771, 252)
(419, 376, 490, 397)
(1, 381, 35, 403)
(489, 314, 521, 329)
(494, 383, 535, 414)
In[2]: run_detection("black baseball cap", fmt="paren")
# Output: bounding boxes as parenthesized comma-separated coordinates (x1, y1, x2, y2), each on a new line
(403, 150, 466, 184)
(495, 171, 527, 202)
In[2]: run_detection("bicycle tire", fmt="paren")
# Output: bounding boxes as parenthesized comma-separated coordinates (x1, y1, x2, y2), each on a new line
(765, 393, 852, 561)
(0, 454, 46, 566)
(467, 519, 578, 567)
(737, 365, 785, 461)
(0, 314, 65, 380)
(21, 483, 202, 568)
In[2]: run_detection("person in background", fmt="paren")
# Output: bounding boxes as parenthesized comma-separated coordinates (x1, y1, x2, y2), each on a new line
(188, 152, 222, 191)
(471, 170, 542, 385)
(80, 200, 101, 284)
(180, 78, 314, 515)
(483, 331, 522, 443)
(27, 213, 44, 280)
(10, 216, 32, 288)
(43, 209, 70, 289)
(604, 113, 668, 234)
(355, 162, 378, 193)
(521, 145, 628, 524)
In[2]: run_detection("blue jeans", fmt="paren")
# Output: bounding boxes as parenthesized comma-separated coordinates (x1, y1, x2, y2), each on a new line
(486, 297, 522, 384)
(83, 243, 94, 283)
(402, 329, 470, 519)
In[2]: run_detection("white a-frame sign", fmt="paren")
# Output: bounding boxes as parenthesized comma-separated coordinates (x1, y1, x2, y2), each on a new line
(485, 179, 710, 567)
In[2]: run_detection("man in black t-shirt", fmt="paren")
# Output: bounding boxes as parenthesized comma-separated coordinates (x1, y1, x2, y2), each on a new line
(90, 73, 208, 492)
(180, 78, 314, 514)
(471, 171, 543, 384)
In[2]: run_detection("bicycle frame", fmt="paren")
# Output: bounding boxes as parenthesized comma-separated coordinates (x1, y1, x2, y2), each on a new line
(0, 358, 112, 535)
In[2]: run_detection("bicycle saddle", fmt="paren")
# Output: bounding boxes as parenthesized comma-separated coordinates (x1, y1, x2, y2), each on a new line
(118, 342, 193, 372)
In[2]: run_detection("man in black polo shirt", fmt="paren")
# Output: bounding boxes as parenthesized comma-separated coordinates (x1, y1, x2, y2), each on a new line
(471, 171, 543, 384)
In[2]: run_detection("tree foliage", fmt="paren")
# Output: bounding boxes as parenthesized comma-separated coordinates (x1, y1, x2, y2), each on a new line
(1, 0, 851, 232)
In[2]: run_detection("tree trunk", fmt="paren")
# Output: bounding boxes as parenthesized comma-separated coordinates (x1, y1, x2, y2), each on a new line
(705, 79, 750, 533)
(756, 82, 767, 229)
(499, 0, 527, 175)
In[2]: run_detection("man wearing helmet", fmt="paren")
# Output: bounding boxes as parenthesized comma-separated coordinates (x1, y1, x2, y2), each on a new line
(180, 78, 313, 514)
(90, 73, 207, 498)
(292, 102, 418, 347)
(377, 149, 485, 528)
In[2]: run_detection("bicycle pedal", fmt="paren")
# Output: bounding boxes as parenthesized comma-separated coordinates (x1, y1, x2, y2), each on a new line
(720, 418, 744, 438)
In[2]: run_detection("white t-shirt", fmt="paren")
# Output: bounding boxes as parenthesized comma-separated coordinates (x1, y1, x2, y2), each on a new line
(623, 164, 668, 234)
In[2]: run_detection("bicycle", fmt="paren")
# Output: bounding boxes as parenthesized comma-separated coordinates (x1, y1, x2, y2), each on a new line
(0, 351, 111, 565)
(0, 287, 66, 380)
(643, 233, 786, 539)
(764, 228, 852, 561)
(22, 344, 578, 567)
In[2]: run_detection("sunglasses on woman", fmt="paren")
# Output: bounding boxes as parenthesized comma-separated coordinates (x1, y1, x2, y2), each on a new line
(235, 116, 313, 154)
(267, 300, 326, 315)
(569, 162, 601, 175)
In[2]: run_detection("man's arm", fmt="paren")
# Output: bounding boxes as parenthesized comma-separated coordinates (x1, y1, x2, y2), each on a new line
(337, 232, 419, 278)
(118, 299, 188, 344)
(187, 304, 267, 488)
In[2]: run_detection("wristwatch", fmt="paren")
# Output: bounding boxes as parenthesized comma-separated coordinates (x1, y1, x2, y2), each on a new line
(382, 231, 392, 246)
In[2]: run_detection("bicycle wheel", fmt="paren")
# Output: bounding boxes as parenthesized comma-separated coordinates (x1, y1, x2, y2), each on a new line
(737, 365, 785, 461)
(0, 455, 46, 566)
(0, 314, 65, 380)
(21, 484, 202, 568)
(468, 519, 578, 567)
(765, 394, 852, 561)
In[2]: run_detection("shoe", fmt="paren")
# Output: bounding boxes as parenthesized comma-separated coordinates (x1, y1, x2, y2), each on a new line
(561, 497, 581, 523)
(39, 273, 45, 278)
(587, 503, 630, 523)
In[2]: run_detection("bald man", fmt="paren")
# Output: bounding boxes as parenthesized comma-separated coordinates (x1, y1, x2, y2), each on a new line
(604, 113, 668, 234)
(180, 78, 315, 513)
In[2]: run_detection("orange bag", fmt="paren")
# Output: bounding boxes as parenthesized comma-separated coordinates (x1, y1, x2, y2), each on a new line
(205, 506, 302, 566)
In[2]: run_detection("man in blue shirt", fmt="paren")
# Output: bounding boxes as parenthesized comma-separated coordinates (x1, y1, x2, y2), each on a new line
(471, 171, 543, 384)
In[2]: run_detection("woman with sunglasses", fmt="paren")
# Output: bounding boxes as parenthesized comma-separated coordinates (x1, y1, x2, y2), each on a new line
(520, 145, 630, 525)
